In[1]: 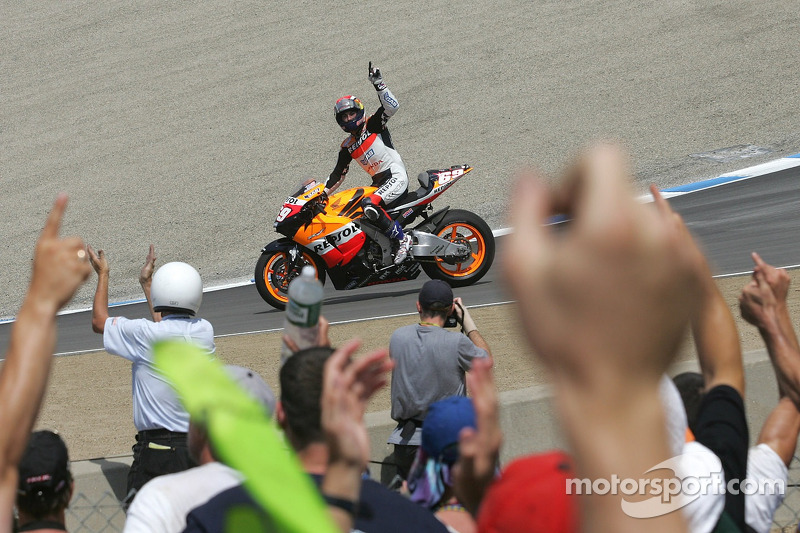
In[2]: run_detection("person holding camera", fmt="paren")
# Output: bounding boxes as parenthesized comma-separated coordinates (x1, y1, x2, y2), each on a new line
(386, 280, 492, 483)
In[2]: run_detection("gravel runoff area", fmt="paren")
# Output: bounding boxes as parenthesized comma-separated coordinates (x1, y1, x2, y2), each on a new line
(3, 1, 800, 319)
(25, 270, 799, 461)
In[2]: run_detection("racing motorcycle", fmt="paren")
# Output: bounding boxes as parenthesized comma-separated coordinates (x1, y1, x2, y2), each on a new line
(254, 165, 495, 310)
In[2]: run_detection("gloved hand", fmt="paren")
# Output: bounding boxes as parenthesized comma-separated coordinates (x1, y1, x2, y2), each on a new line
(368, 61, 386, 91)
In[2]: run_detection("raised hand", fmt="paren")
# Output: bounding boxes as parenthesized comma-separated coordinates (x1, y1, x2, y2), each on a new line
(30, 194, 92, 311)
(86, 245, 109, 277)
(320, 338, 393, 530)
(452, 358, 501, 516)
(504, 145, 704, 388)
(503, 145, 700, 532)
(368, 61, 385, 90)
(0, 195, 91, 528)
(322, 339, 392, 469)
(140, 244, 157, 286)
(283, 316, 331, 353)
(740, 271, 780, 330)
(751, 252, 791, 303)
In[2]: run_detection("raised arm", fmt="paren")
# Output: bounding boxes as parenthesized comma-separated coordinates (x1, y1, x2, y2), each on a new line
(453, 297, 493, 364)
(367, 62, 399, 120)
(740, 261, 800, 408)
(87, 245, 110, 333)
(750, 252, 799, 350)
(139, 244, 161, 322)
(692, 275, 745, 396)
(739, 254, 800, 468)
(320, 339, 393, 532)
(0, 195, 90, 527)
(650, 186, 746, 396)
(452, 358, 501, 517)
(504, 146, 702, 532)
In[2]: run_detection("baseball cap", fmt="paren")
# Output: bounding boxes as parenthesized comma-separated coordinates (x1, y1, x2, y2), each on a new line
(18, 431, 71, 498)
(418, 280, 454, 310)
(421, 396, 475, 463)
(477, 451, 578, 533)
(224, 365, 276, 416)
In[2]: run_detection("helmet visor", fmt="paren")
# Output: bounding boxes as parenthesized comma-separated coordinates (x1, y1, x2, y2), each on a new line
(334, 96, 362, 115)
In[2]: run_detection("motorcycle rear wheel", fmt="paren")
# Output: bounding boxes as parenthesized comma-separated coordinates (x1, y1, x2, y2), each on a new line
(254, 249, 326, 310)
(421, 209, 495, 288)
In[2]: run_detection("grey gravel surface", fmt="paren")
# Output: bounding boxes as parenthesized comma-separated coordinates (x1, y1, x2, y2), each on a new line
(3, 0, 799, 318)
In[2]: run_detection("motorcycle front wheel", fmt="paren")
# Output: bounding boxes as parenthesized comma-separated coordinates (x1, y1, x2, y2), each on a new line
(421, 209, 495, 288)
(254, 249, 327, 310)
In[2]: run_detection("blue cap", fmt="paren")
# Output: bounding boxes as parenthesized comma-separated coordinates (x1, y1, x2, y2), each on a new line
(421, 396, 476, 463)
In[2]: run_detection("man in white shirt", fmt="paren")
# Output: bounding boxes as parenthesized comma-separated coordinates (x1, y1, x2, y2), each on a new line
(87, 245, 216, 499)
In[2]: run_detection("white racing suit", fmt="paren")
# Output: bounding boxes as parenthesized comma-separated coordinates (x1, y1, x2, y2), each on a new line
(327, 86, 409, 244)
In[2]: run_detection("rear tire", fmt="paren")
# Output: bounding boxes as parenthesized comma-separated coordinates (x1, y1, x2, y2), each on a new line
(421, 209, 495, 288)
(254, 249, 326, 310)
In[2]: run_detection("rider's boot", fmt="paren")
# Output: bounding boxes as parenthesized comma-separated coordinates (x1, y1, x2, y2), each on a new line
(390, 222, 412, 264)
(362, 196, 411, 264)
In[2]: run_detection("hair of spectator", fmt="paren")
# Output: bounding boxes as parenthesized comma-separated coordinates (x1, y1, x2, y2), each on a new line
(279, 346, 335, 450)
(419, 305, 449, 321)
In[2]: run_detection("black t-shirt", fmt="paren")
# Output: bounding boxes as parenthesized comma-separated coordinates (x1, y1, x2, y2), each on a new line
(182, 474, 448, 533)
(693, 385, 749, 532)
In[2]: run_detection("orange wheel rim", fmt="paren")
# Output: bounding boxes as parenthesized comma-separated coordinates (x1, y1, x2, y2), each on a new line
(264, 254, 290, 303)
(264, 252, 319, 302)
(434, 223, 487, 277)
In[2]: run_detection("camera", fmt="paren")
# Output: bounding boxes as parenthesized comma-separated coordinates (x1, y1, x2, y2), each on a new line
(444, 302, 463, 328)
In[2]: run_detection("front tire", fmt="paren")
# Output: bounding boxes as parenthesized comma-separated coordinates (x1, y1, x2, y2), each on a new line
(421, 209, 495, 288)
(254, 249, 326, 310)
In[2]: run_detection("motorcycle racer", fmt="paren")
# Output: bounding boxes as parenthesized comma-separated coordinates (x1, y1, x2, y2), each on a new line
(327, 63, 412, 265)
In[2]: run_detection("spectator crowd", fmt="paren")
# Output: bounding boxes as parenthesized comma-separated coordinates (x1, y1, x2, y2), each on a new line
(4, 144, 800, 532)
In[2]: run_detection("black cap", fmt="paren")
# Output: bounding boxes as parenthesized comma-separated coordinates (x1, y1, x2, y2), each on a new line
(418, 280, 454, 310)
(18, 431, 70, 497)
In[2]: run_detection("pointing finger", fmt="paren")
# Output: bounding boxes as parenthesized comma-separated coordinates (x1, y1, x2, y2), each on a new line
(507, 171, 552, 267)
(751, 251, 766, 269)
(41, 194, 68, 240)
(650, 184, 672, 218)
(573, 144, 635, 233)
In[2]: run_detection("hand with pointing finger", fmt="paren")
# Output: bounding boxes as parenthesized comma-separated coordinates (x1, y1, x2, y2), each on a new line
(29, 194, 92, 311)
(503, 145, 702, 532)
(0, 195, 91, 528)
(751, 252, 791, 304)
(368, 61, 385, 91)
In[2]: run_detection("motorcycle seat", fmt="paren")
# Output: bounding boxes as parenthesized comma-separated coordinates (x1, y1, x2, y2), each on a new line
(386, 171, 435, 211)
(417, 170, 434, 189)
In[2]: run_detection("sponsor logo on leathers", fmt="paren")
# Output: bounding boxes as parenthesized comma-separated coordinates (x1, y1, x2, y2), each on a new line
(382, 93, 398, 108)
(346, 130, 372, 154)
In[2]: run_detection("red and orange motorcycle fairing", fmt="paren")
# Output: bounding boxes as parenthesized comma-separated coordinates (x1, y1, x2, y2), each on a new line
(277, 183, 378, 268)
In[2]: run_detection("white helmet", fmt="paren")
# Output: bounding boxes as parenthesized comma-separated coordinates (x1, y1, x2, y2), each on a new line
(151, 262, 203, 315)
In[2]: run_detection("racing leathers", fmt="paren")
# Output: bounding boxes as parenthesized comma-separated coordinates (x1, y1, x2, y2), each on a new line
(327, 77, 411, 264)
